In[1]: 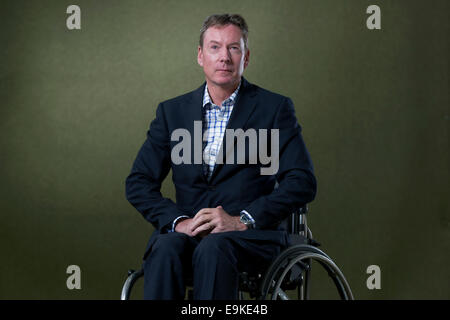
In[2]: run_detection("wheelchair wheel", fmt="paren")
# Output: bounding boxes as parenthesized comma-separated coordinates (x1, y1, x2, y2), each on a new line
(259, 244, 354, 300)
(120, 269, 144, 300)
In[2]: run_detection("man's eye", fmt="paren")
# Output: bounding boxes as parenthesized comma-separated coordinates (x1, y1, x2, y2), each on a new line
(211, 45, 219, 49)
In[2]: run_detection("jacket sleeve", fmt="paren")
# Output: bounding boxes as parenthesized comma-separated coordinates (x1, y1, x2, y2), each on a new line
(243, 97, 317, 229)
(125, 102, 180, 232)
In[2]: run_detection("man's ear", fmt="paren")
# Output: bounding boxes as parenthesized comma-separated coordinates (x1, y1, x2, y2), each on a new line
(197, 46, 204, 67)
(244, 49, 250, 69)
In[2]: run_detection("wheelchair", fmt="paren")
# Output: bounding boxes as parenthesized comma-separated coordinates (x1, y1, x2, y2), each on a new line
(120, 205, 354, 300)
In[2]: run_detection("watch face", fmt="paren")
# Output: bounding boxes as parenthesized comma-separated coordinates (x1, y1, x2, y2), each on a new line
(240, 213, 254, 226)
(240, 215, 250, 224)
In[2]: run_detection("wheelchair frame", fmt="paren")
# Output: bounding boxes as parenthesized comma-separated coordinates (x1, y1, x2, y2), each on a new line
(120, 205, 354, 300)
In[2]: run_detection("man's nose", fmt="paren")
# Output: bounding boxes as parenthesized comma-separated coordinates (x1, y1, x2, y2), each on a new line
(219, 47, 231, 63)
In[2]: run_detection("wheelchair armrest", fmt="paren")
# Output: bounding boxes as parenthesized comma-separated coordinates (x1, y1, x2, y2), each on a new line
(288, 204, 310, 236)
(297, 204, 308, 215)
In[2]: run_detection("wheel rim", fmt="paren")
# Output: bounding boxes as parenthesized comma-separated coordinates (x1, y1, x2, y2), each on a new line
(260, 246, 354, 300)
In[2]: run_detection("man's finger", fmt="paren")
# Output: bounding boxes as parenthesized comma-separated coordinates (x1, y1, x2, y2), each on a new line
(191, 214, 212, 231)
(193, 208, 213, 222)
(192, 221, 214, 236)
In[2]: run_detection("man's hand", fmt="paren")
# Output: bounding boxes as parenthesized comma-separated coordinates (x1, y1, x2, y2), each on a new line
(174, 218, 196, 237)
(190, 206, 247, 237)
(174, 217, 217, 238)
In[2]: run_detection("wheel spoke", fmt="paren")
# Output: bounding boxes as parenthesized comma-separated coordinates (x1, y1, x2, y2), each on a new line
(265, 252, 354, 300)
(275, 288, 289, 300)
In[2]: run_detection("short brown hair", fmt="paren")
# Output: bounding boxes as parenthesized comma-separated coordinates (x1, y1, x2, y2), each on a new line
(199, 14, 249, 50)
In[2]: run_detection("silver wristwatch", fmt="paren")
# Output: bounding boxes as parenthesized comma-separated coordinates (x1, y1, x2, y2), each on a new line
(240, 210, 256, 229)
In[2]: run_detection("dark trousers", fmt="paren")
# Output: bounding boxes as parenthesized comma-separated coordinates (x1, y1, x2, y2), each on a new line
(143, 230, 289, 300)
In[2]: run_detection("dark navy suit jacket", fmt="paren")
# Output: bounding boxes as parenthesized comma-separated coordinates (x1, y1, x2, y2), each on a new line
(126, 77, 317, 259)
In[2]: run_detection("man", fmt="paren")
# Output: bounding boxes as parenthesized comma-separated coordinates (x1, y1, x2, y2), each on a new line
(125, 14, 316, 300)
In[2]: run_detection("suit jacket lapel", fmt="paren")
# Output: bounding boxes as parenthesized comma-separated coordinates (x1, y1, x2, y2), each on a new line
(183, 82, 208, 184)
(226, 77, 257, 133)
(209, 77, 258, 182)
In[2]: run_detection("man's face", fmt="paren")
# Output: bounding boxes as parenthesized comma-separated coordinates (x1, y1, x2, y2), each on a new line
(197, 24, 250, 89)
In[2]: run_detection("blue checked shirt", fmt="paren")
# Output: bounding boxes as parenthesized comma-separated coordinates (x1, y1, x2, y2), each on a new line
(202, 82, 240, 179)
(170, 81, 255, 232)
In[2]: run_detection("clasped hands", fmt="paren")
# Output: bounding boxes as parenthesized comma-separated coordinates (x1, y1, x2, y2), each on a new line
(175, 205, 247, 237)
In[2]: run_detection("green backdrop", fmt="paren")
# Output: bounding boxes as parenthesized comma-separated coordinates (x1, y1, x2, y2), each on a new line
(0, 0, 448, 299)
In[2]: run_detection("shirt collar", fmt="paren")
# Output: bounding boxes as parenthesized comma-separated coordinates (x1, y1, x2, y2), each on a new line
(203, 81, 241, 108)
